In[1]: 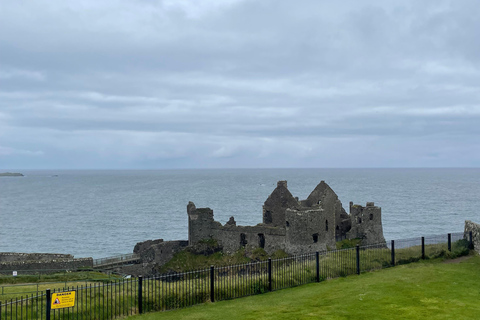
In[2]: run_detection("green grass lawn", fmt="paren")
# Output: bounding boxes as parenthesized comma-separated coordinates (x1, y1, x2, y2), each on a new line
(128, 255, 480, 320)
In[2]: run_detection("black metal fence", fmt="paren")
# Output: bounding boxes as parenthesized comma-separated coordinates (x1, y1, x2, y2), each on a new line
(0, 231, 472, 320)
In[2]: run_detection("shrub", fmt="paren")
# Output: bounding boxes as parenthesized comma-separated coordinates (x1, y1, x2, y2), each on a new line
(252, 279, 269, 294)
(336, 238, 362, 249)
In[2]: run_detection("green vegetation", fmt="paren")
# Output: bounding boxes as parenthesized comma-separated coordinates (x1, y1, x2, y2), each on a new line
(335, 238, 362, 249)
(0, 271, 118, 285)
(197, 238, 219, 247)
(0, 172, 23, 177)
(158, 247, 289, 273)
(396, 240, 470, 265)
(129, 255, 480, 320)
(1, 279, 138, 320)
(0, 271, 121, 300)
(0, 240, 472, 320)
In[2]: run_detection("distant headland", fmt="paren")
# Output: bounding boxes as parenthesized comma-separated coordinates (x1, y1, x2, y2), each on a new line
(0, 172, 24, 177)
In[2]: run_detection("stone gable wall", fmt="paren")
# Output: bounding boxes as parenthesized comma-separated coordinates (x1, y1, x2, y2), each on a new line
(262, 181, 299, 227)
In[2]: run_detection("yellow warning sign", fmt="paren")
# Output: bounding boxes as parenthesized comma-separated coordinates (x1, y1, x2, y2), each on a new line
(51, 291, 76, 309)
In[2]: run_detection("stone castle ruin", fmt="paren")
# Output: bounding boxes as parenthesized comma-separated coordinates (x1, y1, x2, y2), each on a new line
(2, 180, 386, 276)
(129, 180, 386, 275)
(187, 180, 386, 256)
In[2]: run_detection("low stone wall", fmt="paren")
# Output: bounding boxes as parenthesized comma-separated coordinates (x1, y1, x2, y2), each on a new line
(0, 252, 73, 263)
(0, 258, 93, 274)
(464, 220, 480, 253)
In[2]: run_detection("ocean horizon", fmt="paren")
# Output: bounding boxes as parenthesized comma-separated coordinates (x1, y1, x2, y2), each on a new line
(1, 168, 479, 259)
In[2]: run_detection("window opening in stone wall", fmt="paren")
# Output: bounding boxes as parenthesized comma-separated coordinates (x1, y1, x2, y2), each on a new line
(286, 221, 290, 227)
(258, 233, 265, 249)
(358, 217, 362, 224)
(240, 233, 247, 247)
(325, 220, 328, 231)
(312, 233, 319, 243)
(370, 213, 373, 220)
(264, 210, 272, 224)
(336, 225, 339, 230)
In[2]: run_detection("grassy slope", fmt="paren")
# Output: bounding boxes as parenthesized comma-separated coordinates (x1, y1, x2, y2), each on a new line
(0, 272, 121, 300)
(129, 255, 480, 320)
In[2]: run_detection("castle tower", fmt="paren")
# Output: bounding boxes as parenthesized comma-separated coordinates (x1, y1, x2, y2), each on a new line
(347, 202, 386, 245)
(187, 202, 217, 245)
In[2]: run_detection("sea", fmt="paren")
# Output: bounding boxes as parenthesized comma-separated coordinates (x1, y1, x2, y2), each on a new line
(1, 168, 479, 259)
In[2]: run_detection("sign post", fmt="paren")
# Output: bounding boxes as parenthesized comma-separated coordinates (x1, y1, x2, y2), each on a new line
(46, 289, 51, 320)
(51, 291, 76, 309)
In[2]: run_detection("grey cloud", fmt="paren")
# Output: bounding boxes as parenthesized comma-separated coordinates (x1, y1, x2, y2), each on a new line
(1, 0, 479, 168)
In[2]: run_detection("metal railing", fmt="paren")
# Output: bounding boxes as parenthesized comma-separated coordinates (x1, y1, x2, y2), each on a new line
(0, 231, 473, 320)
(93, 253, 140, 267)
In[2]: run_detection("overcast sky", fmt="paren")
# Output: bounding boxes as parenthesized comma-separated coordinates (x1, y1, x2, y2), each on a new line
(1, 0, 479, 169)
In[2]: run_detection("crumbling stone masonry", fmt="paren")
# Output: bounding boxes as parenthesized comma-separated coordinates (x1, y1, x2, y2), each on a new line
(130, 180, 386, 274)
(187, 180, 386, 255)
(133, 239, 189, 266)
(0, 252, 93, 274)
(464, 220, 480, 253)
(0, 253, 74, 263)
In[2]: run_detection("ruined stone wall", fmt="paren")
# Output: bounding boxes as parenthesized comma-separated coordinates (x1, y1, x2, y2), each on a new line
(133, 239, 164, 255)
(285, 208, 336, 254)
(188, 201, 287, 254)
(187, 181, 386, 257)
(303, 181, 350, 238)
(0, 258, 93, 274)
(137, 240, 189, 265)
(262, 181, 299, 227)
(114, 239, 188, 277)
(187, 202, 222, 245)
(213, 225, 286, 255)
(347, 202, 385, 245)
(0, 253, 73, 263)
(464, 220, 480, 253)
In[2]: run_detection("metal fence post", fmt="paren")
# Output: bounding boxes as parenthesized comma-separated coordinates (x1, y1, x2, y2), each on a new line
(210, 266, 215, 303)
(448, 233, 452, 252)
(268, 258, 272, 292)
(421, 237, 425, 260)
(391, 240, 395, 266)
(469, 231, 473, 249)
(46, 289, 51, 320)
(138, 276, 143, 314)
(356, 245, 360, 275)
(315, 252, 320, 282)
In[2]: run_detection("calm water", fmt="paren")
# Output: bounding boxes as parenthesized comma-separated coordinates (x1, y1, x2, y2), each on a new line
(1, 168, 479, 259)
